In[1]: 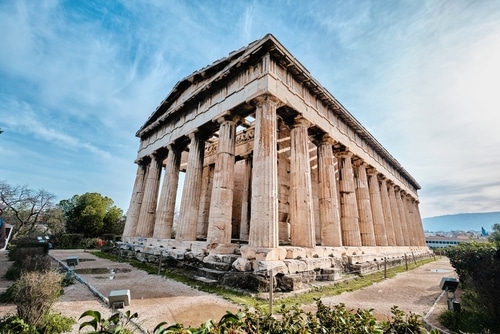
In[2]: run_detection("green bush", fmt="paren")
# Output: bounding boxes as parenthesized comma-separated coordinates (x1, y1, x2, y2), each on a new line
(445, 242, 500, 332)
(80, 237, 100, 249)
(52, 233, 84, 249)
(0, 313, 75, 334)
(39, 312, 75, 334)
(0, 315, 37, 334)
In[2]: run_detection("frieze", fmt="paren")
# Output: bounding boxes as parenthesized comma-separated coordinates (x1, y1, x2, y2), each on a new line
(204, 127, 255, 157)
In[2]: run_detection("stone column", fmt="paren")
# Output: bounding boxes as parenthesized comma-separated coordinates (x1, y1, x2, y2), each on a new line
(403, 194, 416, 245)
(197, 164, 214, 239)
(396, 189, 411, 246)
(177, 131, 205, 241)
(354, 161, 376, 246)
(336, 150, 362, 247)
(249, 95, 280, 248)
(379, 176, 396, 246)
(122, 160, 147, 237)
(388, 182, 405, 246)
(289, 116, 315, 248)
(207, 117, 237, 244)
(367, 168, 387, 246)
(153, 145, 181, 239)
(239, 155, 252, 241)
(136, 152, 163, 237)
(412, 199, 426, 246)
(316, 135, 342, 247)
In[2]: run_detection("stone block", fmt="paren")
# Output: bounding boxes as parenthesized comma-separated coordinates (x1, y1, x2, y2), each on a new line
(301, 257, 333, 271)
(203, 261, 232, 271)
(283, 246, 307, 259)
(203, 253, 239, 265)
(318, 267, 342, 281)
(207, 243, 240, 255)
(185, 251, 206, 263)
(255, 260, 288, 275)
(240, 246, 287, 261)
(166, 249, 185, 260)
(232, 257, 253, 272)
(283, 259, 308, 273)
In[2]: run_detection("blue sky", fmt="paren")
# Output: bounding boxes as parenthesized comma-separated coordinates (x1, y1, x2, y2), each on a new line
(1, 0, 499, 219)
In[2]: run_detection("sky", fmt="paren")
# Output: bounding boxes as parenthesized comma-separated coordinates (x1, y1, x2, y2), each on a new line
(1, 0, 499, 219)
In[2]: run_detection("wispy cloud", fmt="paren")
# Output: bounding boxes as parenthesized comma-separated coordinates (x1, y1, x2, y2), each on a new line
(1, 0, 499, 218)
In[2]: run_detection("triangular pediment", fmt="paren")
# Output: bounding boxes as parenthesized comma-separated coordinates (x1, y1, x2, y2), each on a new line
(137, 34, 284, 136)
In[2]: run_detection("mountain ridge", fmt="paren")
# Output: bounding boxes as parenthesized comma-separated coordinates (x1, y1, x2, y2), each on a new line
(422, 211, 500, 232)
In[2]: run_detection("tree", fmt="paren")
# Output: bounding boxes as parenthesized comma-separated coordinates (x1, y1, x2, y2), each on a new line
(0, 181, 56, 238)
(60, 192, 123, 238)
(488, 223, 500, 246)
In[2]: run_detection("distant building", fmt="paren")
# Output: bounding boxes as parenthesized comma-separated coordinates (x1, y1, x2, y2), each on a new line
(425, 235, 489, 248)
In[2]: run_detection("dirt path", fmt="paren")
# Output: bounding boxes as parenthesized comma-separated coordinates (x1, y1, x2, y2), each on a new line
(312, 257, 455, 331)
(0, 250, 455, 333)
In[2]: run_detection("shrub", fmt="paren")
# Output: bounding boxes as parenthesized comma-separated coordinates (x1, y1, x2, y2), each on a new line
(80, 237, 100, 249)
(0, 315, 37, 334)
(39, 312, 75, 334)
(12, 271, 63, 328)
(78, 300, 438, 334)
(445, 241, 500, 329)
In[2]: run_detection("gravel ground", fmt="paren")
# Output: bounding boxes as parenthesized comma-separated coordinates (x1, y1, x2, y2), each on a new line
(0, 249, 455, 333)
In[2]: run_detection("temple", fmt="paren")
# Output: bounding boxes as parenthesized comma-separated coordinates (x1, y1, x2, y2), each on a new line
(119, 34, 430, 291)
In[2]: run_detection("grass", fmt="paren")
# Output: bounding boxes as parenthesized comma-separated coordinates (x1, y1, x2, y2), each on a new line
(91, 250, 437, 311)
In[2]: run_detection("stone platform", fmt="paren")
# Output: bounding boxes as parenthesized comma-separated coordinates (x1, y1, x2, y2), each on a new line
(116, 237, 432, 292)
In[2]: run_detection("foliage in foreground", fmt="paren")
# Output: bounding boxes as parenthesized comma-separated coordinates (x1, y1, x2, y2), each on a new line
(0, 242, 75, 333)
(79, 300, 438, 334)
(444, 241, 500, 333)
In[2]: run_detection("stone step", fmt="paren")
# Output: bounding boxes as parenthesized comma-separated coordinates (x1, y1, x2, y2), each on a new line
(194, 266, 228, 282)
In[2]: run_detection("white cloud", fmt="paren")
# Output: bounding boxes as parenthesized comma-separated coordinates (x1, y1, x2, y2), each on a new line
(1, 0, 499, 217)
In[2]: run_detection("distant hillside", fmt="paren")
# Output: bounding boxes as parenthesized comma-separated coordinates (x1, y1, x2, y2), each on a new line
(422, 211, 500, 232)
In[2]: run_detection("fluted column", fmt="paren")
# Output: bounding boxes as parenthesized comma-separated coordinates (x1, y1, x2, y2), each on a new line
(388, 182, 405, 246)
(136, 152, 163, 237)
(207, 117, 237, 244)
(177, 131, 205, 241)
(239, 155, 252, 241)
(379, 177, 396, 246)
(249, 95, 280, 248)
(403, 195, 416, 245)
(153, 145, 181, 239)
(367, 168, 387, 246)
(316, 135, 342, 247)
(197, 165, 214, 239)
(396, 189, 411, 246)
(289, 116, 315, 247)
(413, 199, 426, 246)
(123, 160, 148, 237)
(354, 161, 376, 246)
(336, 150, 362, 247)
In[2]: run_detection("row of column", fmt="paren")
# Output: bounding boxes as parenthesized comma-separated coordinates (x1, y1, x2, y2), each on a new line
(123, 94, 426, 248)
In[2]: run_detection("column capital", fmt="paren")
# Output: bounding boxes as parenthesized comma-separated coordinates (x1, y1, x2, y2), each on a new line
(377, 174, 388, 181)
(353, 159, 368, 168)
(249, 94, 283, 108)
(214, 114, 243, 125)
(152, 148, 168, 160)
(366, 167, 378, 175)
(334, 148, 353, 157)
(314, 133, 336, 146)
(292, 115, 313, 128)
